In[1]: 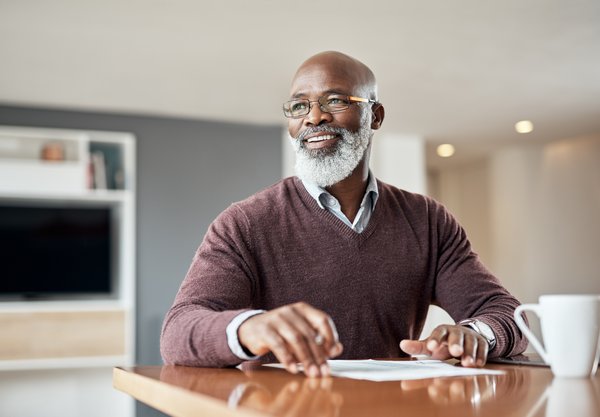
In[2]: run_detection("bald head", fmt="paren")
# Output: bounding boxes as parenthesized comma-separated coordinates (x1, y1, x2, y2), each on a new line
(286, 51, 385, 187)
(291, 51, 378, 101)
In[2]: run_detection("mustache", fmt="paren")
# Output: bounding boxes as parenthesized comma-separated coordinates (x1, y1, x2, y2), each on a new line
(296, 125, 348, 141)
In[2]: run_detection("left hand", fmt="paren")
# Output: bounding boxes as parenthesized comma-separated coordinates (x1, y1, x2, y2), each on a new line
(399, 324, 489, 368)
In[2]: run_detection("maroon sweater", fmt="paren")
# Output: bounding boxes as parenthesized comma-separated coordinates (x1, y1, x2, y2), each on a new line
(161, 177, 526, 366)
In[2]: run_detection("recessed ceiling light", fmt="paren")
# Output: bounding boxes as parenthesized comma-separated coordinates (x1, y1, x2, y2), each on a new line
(515, 120, 534, 134)
(436, 144, 455, 158)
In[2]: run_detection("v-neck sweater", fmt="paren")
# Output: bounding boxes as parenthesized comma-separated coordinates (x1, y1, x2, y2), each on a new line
(161, 177, 527, 366)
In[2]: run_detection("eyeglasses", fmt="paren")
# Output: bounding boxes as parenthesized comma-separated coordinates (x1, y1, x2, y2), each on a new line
(282, 94, 378, 119)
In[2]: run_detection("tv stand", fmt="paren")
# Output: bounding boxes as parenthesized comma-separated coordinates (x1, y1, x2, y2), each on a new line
(0, 125, 135, 416)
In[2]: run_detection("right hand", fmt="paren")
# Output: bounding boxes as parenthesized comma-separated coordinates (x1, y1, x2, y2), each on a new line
(237, 302, 343, 377)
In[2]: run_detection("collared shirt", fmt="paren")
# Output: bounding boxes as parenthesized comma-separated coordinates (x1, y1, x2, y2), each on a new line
(301, 171, 379, 233)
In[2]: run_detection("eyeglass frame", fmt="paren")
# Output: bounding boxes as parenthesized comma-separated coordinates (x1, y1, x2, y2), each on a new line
(282, 94, 379, 119)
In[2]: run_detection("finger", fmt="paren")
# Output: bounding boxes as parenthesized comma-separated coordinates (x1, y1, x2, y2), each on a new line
(402, 340, 452, 360)
(446, 328, 465, 358)
(296, 324, 329, 373)
(324, 317, 343, 357)
(429, 343, 451, 360)
(399, 339, 431, 355)
(319, 318, 343, 359)
(275, 313, 322, 377)
(460, 331, 477, 367)
(426, 325, 450, 351)
(295, 303, 339, 356)
(475, 336, 488, 367)
(460, 328, 489, 368)
(313, 333, 330, 376)
(461, 327, 488, 367)
(290, 304, 338, 376)
(262, 325, 299, 374)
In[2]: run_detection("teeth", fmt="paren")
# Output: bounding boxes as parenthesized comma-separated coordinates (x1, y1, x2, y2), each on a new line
(307, 134, 337, 143)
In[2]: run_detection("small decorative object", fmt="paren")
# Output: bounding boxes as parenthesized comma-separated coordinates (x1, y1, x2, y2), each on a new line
(91, 151, 108, 189)
(40, 141, 65, 161)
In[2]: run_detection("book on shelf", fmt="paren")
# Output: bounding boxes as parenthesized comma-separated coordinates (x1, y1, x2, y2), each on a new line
(91, 151, 107, 190)
(88, 142, 125, 190)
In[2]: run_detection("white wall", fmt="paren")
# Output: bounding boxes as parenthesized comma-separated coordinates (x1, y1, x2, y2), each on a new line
(490, 135, 600, 302)
(431, 134, 600, 339)
(430, 158, 492, 265)
(370, 134, 426, 194)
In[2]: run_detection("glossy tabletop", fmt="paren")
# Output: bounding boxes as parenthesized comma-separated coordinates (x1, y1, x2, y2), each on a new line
(113, 361, 600, 417)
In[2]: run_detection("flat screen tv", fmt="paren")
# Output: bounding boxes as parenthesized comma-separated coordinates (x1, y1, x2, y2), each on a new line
(0, 203, 113, 299)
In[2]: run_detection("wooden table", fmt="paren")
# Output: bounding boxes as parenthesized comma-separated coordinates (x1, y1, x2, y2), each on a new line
(113, 361, 600, 417)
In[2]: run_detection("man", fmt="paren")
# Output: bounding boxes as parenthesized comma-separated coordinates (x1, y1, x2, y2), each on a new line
(161, 51, 527, 378)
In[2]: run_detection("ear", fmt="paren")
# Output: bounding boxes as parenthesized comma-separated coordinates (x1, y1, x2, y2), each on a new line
(370, 103, 385, 130)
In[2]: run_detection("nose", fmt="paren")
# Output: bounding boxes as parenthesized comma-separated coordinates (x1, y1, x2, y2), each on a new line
(303, 101, 333, 127)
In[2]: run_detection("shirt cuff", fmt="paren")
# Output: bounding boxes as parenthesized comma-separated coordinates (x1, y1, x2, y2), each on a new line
(226, 309, 266, 360)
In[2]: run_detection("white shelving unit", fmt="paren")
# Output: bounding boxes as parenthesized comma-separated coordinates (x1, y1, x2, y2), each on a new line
(0, 125, 136, 417)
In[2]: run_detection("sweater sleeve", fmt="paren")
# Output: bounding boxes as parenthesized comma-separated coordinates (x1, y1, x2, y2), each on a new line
(160, 204, 258, 367)
(431, 202, 528, 358)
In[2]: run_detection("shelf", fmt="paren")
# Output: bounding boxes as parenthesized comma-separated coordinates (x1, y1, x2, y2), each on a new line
(0, 305, 135, 371)
(0, 125, 136, 373)
(0, 158, 87, 194)
(0, 125, 135, 196)
(0, 309, 128, 359)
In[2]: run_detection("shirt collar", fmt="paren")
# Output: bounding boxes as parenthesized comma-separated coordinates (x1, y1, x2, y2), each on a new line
(301, 171, 379, 210)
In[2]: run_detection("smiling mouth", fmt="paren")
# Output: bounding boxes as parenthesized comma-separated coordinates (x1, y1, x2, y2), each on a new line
(305, 134, 339, 143)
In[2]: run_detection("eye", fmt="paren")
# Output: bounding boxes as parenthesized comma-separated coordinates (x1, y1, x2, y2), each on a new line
(290, 100, 308, 112)
(325, 95, 350, 107)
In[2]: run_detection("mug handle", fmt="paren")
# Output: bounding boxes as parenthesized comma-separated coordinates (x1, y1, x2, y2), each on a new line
(514, 304, 550, 364)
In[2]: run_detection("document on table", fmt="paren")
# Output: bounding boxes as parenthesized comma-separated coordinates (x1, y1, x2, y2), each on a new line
(265, 359, 504, 381)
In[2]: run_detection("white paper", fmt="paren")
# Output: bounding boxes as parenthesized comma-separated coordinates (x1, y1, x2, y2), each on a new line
(265, 359, 504, 381)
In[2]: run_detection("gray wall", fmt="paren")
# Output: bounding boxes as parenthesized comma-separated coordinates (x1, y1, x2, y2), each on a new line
(0, 105, 283, 417)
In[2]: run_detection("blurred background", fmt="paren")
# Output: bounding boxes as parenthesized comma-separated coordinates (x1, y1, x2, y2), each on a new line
(0, 1, 599, 416)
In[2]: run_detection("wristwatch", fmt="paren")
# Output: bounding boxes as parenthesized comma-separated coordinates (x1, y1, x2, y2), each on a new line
(459, 319, 497, 350)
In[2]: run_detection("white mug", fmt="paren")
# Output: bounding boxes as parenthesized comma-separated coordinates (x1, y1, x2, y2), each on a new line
(514, 294, 600, 378)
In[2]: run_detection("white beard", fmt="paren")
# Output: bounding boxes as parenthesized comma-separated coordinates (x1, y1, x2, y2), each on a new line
(290, 114, 372, 188)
